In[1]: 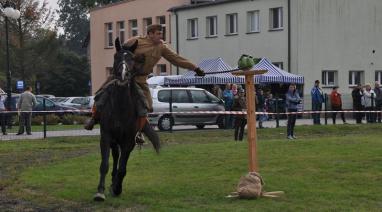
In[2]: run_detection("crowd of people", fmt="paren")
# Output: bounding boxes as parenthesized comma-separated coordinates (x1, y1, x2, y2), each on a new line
(351, 82, 382, 123)
(310, 80, 382, 125)
(212, 83, 278, 141)
(210, 80, 382, 141)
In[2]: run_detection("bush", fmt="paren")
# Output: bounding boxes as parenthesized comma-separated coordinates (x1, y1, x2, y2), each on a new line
(60, 114, 88, 125)
(46, 114, 60, 125)
(31, 116, 44, 125)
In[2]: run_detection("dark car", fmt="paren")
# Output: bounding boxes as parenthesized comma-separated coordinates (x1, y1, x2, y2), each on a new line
(4, 94, 79, 117)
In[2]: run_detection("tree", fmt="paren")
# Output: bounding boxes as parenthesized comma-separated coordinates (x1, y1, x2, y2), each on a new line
(1, 0, 91, 96)
(80, 0, 123, 8)
(0, 0, 54, 86)
(57, 0, 89, 55)
(25, 29, 90, 96)
(39, 50, 90, 96)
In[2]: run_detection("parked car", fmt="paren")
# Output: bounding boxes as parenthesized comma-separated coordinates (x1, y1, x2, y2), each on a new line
(37, 94, 55, 99)
(51, 97, 67, 104)
(148, 87, 225, 131)
(4, 95, 79, 117)
(52, 96, 94, 110)
(51, 96, 91, 109)
(85, 96, 95, 109)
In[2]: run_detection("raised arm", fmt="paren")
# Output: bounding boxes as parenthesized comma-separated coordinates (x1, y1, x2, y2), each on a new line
(161, 44, 197, 70)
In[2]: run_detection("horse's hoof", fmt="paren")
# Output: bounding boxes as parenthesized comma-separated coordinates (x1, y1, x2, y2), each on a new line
(110, 185, 122, 197)
(93, 193, 106, 201)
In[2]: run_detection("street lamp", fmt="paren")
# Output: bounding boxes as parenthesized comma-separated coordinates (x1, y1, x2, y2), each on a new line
(0, 1, 20, 110)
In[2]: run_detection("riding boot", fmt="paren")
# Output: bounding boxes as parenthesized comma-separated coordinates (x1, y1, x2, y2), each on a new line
(84, 105, 100, 130)
(136, 117, 160, 153)
(142, 122, 160, 153)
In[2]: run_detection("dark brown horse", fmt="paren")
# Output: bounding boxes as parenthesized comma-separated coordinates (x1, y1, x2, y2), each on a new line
(93, 38, 144, 201)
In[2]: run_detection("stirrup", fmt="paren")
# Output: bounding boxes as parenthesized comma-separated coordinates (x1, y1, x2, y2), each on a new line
(135, 132, 145, 149)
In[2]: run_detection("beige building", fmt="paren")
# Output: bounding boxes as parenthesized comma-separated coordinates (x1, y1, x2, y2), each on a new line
(89, 0, 190, 93)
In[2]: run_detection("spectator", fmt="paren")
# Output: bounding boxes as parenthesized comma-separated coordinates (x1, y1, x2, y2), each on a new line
(0, 95, 7, 135)
(223, 83, 233, 128)
(286, 83, 301, 139)
(256, 89, 266, 129)
(362, 83, 376, 123)
(231, 84, 238, 96)
(212, 84, 222, 99)
(231, 84, 239, 128)
(17, 86, 37, 135)
(352, 84, 364, 124)
(232, 89, 247, 141)
(374, 81, 382, 123)
(330, 86, 347, 124)
(237, 84, 243, 93)
(265, 93, 275, 120)
(311, 80, 324, 125)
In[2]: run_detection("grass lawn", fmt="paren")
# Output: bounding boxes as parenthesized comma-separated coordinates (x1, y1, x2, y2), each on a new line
(1, 124, 382, 211)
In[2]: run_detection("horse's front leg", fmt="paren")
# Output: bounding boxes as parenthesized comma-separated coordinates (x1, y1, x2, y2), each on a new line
(94, 135, 111, 201)
(111, 142, 135, 196)
(110, 143, 120, 188)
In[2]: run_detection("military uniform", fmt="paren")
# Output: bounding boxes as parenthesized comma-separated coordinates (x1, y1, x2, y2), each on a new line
(123, 36, 197, 112)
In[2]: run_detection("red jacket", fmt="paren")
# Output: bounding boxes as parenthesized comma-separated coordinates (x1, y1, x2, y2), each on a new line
(330, 90, 342, 107)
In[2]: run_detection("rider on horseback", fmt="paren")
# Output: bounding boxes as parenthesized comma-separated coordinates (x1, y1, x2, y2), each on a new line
(85, 24, 205, 149)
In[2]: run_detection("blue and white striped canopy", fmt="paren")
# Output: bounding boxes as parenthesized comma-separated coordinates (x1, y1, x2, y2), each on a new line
(164, 57, 244, 85)
(253, 58, 304, 84)
(164, 57, 304, 85)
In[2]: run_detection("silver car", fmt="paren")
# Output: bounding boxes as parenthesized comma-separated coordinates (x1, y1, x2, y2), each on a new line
(149, 87, 225, 131)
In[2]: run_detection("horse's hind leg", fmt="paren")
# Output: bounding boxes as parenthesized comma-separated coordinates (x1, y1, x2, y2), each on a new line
(94, 136, 111, 201)
(111, 143, 134, 196)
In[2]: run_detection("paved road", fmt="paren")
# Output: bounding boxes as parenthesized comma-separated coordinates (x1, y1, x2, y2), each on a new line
(0, 118, 363, 141)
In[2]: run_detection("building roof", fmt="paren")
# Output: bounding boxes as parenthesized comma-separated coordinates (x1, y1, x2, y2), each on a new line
(168, 0, 248, 12)
(89, 0, 135, 13)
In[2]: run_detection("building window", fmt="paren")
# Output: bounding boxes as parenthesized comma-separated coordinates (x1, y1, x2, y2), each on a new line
(273, 62, 284, 70)
(117, 21, 125, 44)
(143, 17, 152, 35)
(206, 16, 218, 37)
(157, 64, 167, 75)
(375, 71, 382, 84)
(187, 18, 198, 39)
(349, 71, 364, 86)
(322, 70, 338, 86)
(269, 7, 283, 30)
(105, 22, 113, 48)
(226, 13, 238, 35)
(247, 10, 260, 33)
(157, 16, 166, 41)
(128, 19, 138, 37)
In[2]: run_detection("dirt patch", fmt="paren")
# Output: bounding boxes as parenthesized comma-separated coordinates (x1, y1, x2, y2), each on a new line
(0, 143, 96, 211)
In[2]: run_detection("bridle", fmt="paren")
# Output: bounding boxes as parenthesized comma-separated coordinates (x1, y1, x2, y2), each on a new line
(114, 51, 136, 83)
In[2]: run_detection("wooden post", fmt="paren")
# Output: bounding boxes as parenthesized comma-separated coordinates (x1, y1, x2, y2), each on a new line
(232, 69, 267, 172)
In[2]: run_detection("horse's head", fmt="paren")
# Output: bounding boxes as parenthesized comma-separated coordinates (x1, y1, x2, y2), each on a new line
(112, 37, 141, 82)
